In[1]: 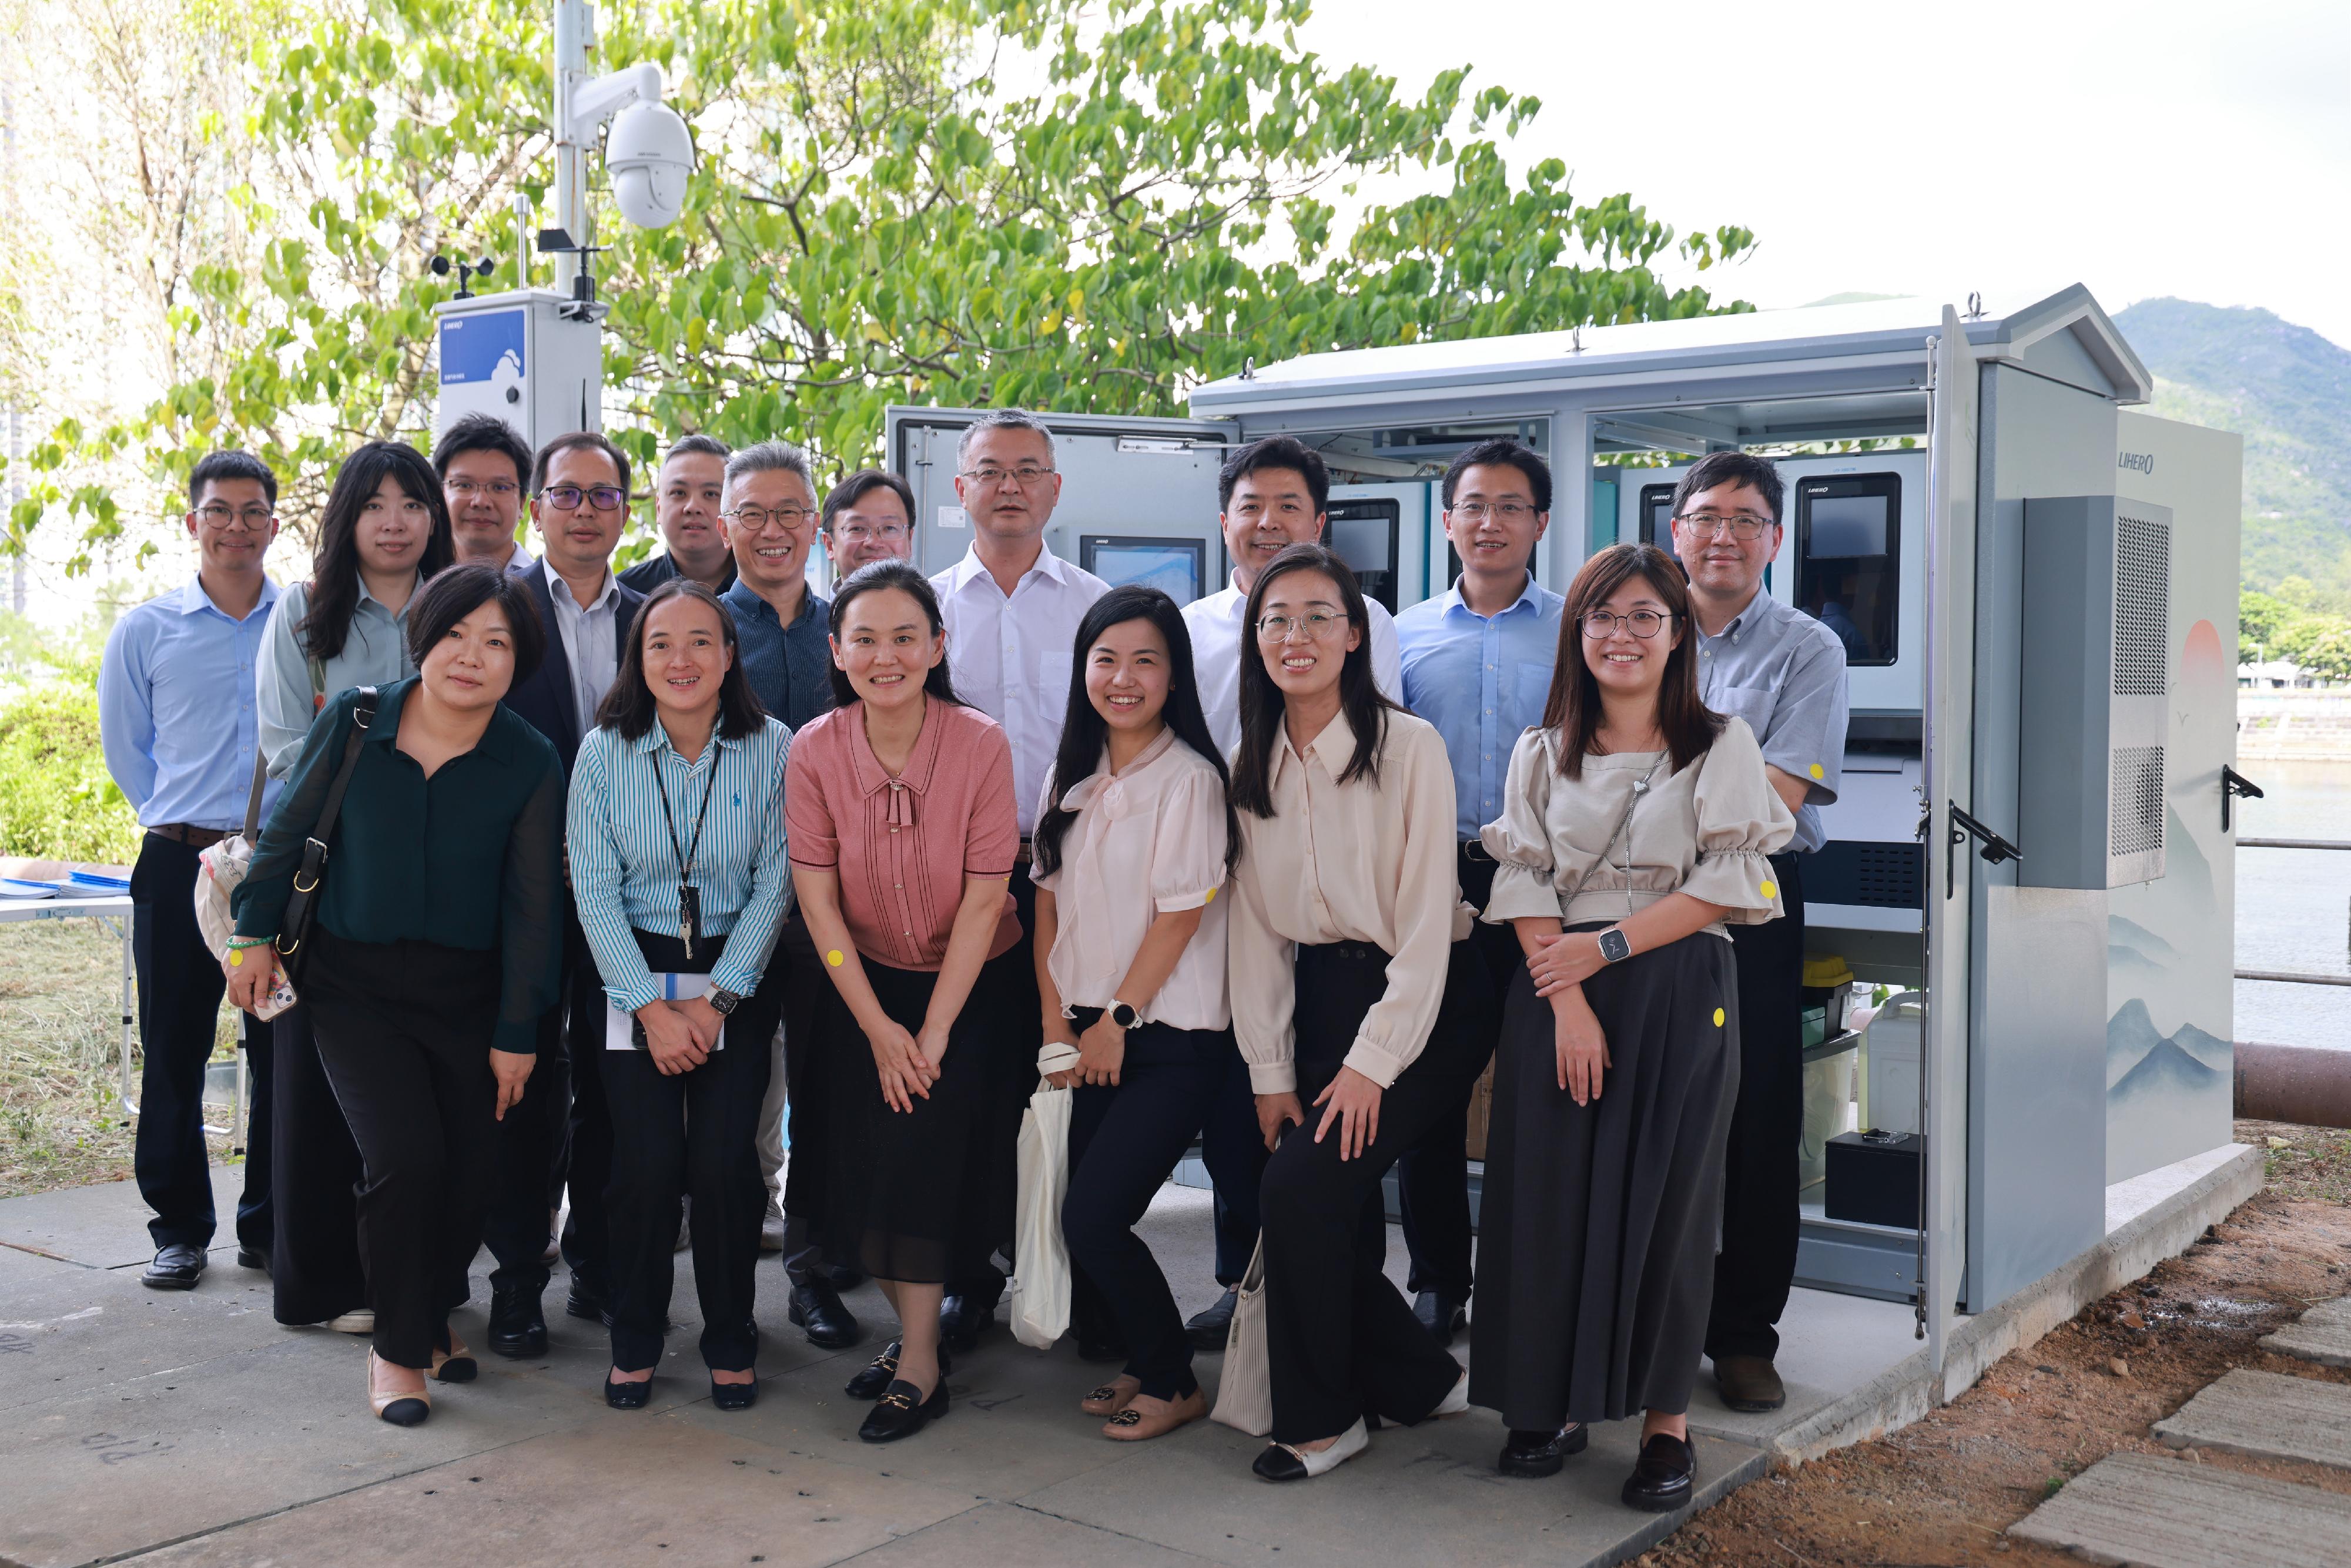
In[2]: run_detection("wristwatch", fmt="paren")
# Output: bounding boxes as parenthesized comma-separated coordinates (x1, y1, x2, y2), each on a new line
(706, 986, 745, 1016)
(1109, 1001, 1143, 1030)
(1596, 928, 1632, 966)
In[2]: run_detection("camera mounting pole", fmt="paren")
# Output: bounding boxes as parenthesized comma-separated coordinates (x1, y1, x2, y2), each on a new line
(551, 0, 661, 297)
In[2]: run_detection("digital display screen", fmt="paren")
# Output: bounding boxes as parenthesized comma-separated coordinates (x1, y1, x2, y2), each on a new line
(1806, 495, 1891, 558)
(1328, 513, 1394, 574)
(1086, 542, 1201, 604)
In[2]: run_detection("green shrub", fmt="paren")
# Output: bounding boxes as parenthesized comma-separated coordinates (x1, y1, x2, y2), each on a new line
(0, 678, 142, 864)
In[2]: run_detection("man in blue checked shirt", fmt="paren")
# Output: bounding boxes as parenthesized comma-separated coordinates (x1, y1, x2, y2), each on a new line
(1391, 438, 1566, 1347)
(98, 451, 284, 1292)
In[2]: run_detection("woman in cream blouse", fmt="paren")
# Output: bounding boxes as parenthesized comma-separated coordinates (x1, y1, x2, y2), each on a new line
(1225, 543, 1488, 1482)
(1468, 542, 1794, 1513)
(1030, 585, 1238, 1443)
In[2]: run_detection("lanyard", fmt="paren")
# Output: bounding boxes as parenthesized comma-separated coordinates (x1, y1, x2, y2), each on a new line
(651, 745, 721, 958)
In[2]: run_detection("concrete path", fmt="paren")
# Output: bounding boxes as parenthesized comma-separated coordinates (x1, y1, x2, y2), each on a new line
(2154, 1366, 2351, 1468)
(1, 1171, 1766, 1568)
(2007, 1451, 2351, 1567)
(2260, 1294, 2351, 1367)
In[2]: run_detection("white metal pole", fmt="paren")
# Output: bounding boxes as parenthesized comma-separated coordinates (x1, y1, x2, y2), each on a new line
(552, 0, 590, 294)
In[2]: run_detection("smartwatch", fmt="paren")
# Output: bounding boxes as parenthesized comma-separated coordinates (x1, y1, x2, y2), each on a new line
(706, 986, 745, 1016)
(1109, 1001, 1143, 1030)
(1596, 928, 1632, 966)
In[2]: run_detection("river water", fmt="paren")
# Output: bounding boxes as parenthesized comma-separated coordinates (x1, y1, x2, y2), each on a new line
(2234, 759, 2351, 1050)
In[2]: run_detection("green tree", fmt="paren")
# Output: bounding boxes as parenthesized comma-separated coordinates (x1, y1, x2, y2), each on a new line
(7, 0, 1755, 568)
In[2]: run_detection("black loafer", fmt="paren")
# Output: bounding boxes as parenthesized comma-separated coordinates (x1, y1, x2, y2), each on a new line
(565, 1275, 611, 1326)
(1412, 1291, 1469, 1349)
(235, 1245, 269, 1272)
(141, 1244, 207, 1291)
(788, 1281, 862, 1349)
(604, 1373, 653, 1410)
(1185, 1287, 1238, 1353)
(846, 1341, 951, 1400)
(1713, 1353, 1787, 1413)
(858, 1378, 947, 1442)
(937, 1294, 993, 1354)
(488, 1284, 548, 1359)
(1621, 1432, 1697, 1512)
(1498, 1423, 1588, 1478)
(709, 1375, 758, 1412)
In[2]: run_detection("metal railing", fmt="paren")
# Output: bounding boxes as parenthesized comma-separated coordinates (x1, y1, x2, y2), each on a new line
(2236, 836, 2351, 987)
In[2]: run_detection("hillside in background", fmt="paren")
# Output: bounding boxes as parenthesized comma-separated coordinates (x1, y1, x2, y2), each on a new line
(2113, 298, 2351, 611)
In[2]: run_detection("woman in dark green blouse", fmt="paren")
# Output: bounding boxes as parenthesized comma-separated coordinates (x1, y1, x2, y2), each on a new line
(228, 564, 564, 1428)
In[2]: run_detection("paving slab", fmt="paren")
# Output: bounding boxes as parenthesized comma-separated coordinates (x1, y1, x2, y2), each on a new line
(1, 1165, 247, 1269)
(2260, 1295, 2351, 1368)
(846, 1500, 1209, 1566)
(1017, 1406, 1768, 1568)
(2154, 1367, 2351, 1468)
(0, 1252, 283, 1414)
(114, 1410, 986, 1568)
(2007, 1450, 2351, 1567)
(1689, 1286, 1918, 1448)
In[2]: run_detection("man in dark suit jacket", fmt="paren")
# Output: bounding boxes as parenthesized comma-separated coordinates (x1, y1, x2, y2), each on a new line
(483, 429, 647, 1359)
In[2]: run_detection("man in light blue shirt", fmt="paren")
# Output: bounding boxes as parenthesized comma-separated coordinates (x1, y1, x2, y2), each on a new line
(97, 451, 283, 1292)
(1391, 438, 1564, 1345)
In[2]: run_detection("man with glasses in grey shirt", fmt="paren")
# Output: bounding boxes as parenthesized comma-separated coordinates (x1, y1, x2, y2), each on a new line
(1665, 451, 1850, 1418)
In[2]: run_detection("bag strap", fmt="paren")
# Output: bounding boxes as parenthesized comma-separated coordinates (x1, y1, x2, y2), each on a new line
(306, 686, 379, 865)
(240, 750, 269, 842)
(1551, 752, 1664, 913)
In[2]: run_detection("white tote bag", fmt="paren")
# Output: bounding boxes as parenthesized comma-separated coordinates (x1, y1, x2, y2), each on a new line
(1009, 1083, 1073, 1349)
(1209, 1235, 1272, 1436)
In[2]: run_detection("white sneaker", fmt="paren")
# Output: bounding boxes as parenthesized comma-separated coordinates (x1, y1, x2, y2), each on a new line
(326, 1310, 375, 1334)
(1433, 1370, 1470, 1417)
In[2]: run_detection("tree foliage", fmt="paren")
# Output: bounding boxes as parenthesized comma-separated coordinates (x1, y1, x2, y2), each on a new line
(6, 0, 1756, 567)
(2242, 584, 2351, 681)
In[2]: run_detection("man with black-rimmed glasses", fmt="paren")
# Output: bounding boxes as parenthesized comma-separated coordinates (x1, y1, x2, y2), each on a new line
(1666, 451, 1849, 1416)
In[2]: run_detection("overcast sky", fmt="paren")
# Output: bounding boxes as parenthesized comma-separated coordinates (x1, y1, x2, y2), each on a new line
(1297, 0, 2351, 350)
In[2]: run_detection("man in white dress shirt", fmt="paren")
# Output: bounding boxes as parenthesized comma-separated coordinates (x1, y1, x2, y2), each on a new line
(1174, 434, 1405, 1348)
(929, 409, 1108, 1352)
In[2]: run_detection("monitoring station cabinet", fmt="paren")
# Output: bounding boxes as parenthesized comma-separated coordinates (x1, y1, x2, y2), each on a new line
(893, 286, 2245, 1369)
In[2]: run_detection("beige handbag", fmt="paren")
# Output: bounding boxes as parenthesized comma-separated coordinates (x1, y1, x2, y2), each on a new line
(1208, 1235, 1272, 1436)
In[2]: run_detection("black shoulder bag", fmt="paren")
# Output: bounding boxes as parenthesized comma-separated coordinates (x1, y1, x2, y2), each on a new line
(273, 686, 379, 987)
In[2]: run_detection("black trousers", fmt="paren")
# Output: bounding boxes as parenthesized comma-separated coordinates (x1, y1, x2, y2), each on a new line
(774, 913, 839, 1288)
(267, 1003, 366, 1324)
(304, 928, 502, 1369)
(482, 922, 577, 1299)
(1062, 1017, 1233, 1401)
(1197, 1048, 1265, 1288)
(130, 833, 267, 1251)
(603, 929, 784, 1373)
(558, 949, 617, 1296)
(1704, 851, 1807, 1363)
(1393, 848, 1513, 1301)
(947, 860, 1042, 1309)
(1260, 940, 1483, 1444)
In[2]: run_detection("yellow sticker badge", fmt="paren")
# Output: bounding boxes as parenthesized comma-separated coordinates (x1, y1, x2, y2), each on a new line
(1204, 887, 1217, 903)
(1809, 762, 1825, 780)
(1713, 1007, 1726, 1027)
(1760, 879, 1779, 899)
(826, 950, 844, 968)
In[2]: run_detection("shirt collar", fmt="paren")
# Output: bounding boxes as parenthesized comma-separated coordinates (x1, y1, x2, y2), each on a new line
(1703, 584, 1771, 641)
(628, 722, 744, 762)
(847, 697, 946, 798)
(364, 677, 523, 765)
(1056, 726, 1178, 812)
(722, 578, 825, 632)
(178, 574, 280, 619)
(1270, 706, 1359, 787)
(1438, 572, 1545, 623)
(944, 540, 1074, 597)
(544, 561, 618, 614)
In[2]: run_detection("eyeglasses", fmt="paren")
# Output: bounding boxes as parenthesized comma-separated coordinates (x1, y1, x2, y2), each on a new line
(959, 465, 1056, 489)
(1674, 510, 1775, 541)
(1580, 609, 1673, 639)
(832, 521, 909, 545)
(445, 479, 520, 500)
(1255, 612, 1348, 642)
(540, 484, 627, 512)
(1450, 501, 1537, 524)
(193, 503, 275, 528)
(726, 505, 816, 531)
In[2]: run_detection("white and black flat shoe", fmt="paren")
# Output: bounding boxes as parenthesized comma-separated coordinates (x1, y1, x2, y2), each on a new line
(1251, 1416, 1369, 1481)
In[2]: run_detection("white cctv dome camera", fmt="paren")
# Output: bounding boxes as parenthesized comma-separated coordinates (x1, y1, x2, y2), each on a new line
(607, 100, 694, 229)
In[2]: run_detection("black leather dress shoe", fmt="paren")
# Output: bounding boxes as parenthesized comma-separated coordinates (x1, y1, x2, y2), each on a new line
(142, 1244, 207, 1291)
(788, 1281, 862, 1349)
(1713, 1353, 1787, 1412)
(604, 1373, 653, 1410)
(1413, 1290, 1469, 1348)
(488, 1284, 548, 1359)
(1498, 1423, 1588, 1478)
(937, 1294, 993, 1353)
(1621, 1432, 1697, 1512)
(565, 1275, 612, 1326)
(709, 1375, 758, 1412)
(1185, 1287, 1238, 1353)
(858, 1378, 947, 1442)
(846, 1341, 952, 1400)
(235, 1245, 269, 1272)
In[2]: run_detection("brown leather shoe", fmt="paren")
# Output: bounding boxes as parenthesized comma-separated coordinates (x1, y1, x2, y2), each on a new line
(1713, 1354, 1786, 1412)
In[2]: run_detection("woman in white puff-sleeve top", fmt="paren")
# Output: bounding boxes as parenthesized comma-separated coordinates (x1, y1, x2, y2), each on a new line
(1465, 544, 1794, 1512)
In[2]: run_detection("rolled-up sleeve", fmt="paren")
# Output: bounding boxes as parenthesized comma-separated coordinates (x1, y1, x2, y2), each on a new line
(783, 734, 839, 869)
(1758, 625, 1849, 807)
(708, 725, 793, 999)
(1227, 839, 1298, 1094)
(1149, 767, 1227, 913)
(1479, 729, 1563, 924)
(257, 589, 316, 780)
(1343, 724, 1462, 1088)
(963, 726, 1019, 877)
(495, 756, 567, 1053)
(1682, 717, 1797, 923)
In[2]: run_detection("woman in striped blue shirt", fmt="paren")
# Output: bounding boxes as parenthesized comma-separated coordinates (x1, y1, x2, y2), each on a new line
(568, 579, 795, 1412)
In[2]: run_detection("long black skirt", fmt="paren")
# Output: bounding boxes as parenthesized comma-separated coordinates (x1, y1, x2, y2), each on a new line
(819, 954, 1009, 1285)
(1468, 928, 1742, 1428)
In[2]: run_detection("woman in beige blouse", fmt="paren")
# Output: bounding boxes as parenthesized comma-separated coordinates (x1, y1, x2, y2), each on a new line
(1226, 543, 1488, 1482)
(1468, 542, 1794, 1513)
